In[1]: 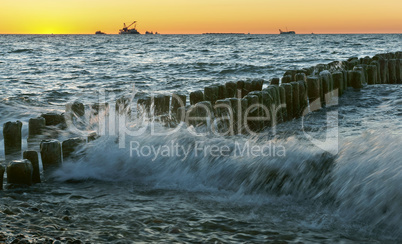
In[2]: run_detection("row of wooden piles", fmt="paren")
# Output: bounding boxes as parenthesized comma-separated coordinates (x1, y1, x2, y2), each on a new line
(137, 51, 402, 133)
(1, 52, 401, 188)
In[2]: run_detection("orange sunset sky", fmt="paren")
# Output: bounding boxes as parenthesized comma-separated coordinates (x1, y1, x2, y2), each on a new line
(1, 0, 401, 34)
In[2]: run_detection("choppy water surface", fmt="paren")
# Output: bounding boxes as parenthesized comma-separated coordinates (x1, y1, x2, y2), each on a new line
(0, 34, 401, 243)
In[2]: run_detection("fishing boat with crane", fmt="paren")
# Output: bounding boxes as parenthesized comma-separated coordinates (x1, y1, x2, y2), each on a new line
(119, 21, 140, 34)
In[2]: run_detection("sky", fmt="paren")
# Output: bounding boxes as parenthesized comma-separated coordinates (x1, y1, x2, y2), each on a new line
(0, 0, 401, 34)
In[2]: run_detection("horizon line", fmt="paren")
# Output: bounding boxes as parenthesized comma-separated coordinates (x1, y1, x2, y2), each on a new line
(0, 32, 401, 35)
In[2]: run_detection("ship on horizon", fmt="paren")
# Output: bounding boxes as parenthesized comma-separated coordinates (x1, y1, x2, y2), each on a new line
(202, 32, 245, 35)
(119, 21, 140, 34)
(279, 28, 296, 34)
(145, 31, 159, 35)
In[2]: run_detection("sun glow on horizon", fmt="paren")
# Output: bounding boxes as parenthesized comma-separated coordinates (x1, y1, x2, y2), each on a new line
(1, 0, 401, 34)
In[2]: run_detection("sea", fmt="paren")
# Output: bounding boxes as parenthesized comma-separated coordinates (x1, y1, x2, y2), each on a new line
(0, 34, 401, 243)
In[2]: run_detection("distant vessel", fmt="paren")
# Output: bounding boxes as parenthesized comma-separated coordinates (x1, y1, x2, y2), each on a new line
(119, 21, 140, 34)
(145, 31, 160, 35)
(95, 31, 106, 35)
(202, 33, 245, 35)
(279, 29, 296, 35)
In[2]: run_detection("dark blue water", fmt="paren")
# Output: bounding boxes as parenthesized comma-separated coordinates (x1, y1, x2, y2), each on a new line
(0, 34, 401, 242)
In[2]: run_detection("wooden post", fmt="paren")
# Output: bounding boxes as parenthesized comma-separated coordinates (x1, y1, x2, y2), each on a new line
(306, 76, 321, 111)
(298, 80, 308, 116)
(249, 91, 264, 129)
(204, 86, 219, 105)
(41, 113, 66, 128)
(154, 94, 170, 116)
(243, 81, 253, 96)
(215, 99, 233, 135)
(282, 84, 293, 121)
(23, 151, 41, 184)
(319, 71, 332, 106)
(332, 72, 344, 97)
(190, 90, 204, 105)
(281, 75, 292, 84)
(378, 58, 389, 84)
(367, 65, 378, 85)
(217, 84, 227, 100)
(171, 93, 186, 116)
(290, 82, 300, 118)
(261, 90, 273, 126)
(388, 59, 397, 84)
(348, 70, 364, 89)
(69, 101, 85, 117)
(6, 160, 33, 186)
(229, 98, 239, 134)
(244, 95, 259, 132)
(40, 140, 62, 172)
(236, 80, 245, 98)
(225, 82, 237, 98)
(62, 138, 86, 160)
(271, 78, 280, 85)
(278, 85, 286, 122)
(253, 79, 264, 91)
(295, 73, 307, 82)
(28, 117, 46, 139)
(3, 121, 22, 155)
(240, 98, 248, 134)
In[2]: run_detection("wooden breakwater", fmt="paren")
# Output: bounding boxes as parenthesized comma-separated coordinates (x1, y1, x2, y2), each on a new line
(1, 51, 401, 188)
(137, 51, 401, 133)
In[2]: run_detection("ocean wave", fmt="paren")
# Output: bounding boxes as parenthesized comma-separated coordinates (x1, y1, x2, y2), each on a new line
(50, 122, 402, 240)
(330, 131, 402, 239)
